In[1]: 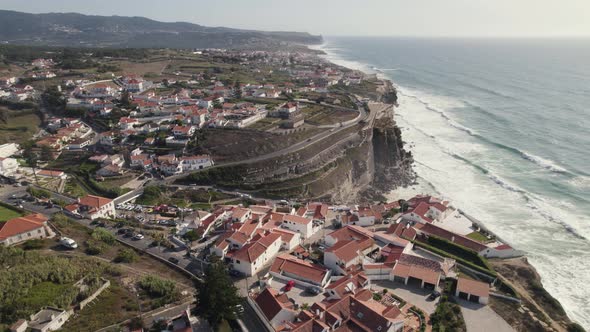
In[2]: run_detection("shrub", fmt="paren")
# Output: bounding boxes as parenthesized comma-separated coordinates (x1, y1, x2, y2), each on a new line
(138, 275, 178, 300)
(85, 240, 104, 255)
(91, 228, 116, 245)
(22, 239, 45, 250)
(372, 293, 382, 301)
(114, 249, 138, 263)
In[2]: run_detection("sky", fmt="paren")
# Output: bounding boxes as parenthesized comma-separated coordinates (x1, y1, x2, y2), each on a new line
(1, 0, 590, 37)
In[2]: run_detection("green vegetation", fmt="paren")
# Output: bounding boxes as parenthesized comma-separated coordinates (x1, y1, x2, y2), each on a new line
(138, 275, 180, 308)
(409, 306, 427, 332)
(466, 231, 488, 242)
(114, 249, 138, 263)
(430, 297, 466, 332)
(415, 235, 496, 276)
(0, 111, 41, 144)
(0, 246, 120, 327)
(60, 283, 137, 332)
(196, 257, 243, 326)
(27, 186, 51, 199)
(0, 203, 23, 221)
(91, 228, 116, 245)
(136, 185, 165, 205)
(21, 239, 46, 250)
(568, 323, 586, 332)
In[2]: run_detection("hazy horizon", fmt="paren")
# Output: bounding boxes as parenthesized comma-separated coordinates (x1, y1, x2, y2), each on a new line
(2, 0, 590, 38)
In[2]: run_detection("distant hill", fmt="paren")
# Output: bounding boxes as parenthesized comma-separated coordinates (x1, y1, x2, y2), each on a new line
(0, 10, 323, 49)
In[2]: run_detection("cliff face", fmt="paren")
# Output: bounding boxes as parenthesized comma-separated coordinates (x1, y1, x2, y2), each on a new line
(370, 115, 414, 193)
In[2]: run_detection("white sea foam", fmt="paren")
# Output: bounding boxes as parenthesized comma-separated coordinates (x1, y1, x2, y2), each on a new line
(519, 151, 569, 174)
(320, 40, 590, 327)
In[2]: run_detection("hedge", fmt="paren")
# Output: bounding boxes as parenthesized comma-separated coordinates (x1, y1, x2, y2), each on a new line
(414, 240, 497, 277)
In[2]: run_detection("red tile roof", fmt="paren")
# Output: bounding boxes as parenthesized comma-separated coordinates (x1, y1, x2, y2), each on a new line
(457, 277, 490, 298)
(0, 214, 48, 241)
(78, 195, 112, 209)
(270, 254, 329, 284)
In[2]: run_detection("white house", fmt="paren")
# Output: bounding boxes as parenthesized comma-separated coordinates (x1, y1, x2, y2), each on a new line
(479, 244, 525, 259)
(324, 240, 367, 275)
(179, 155, 214, 172)
(65, 195, 115, 220)
(281, 214, 315, 239)
(230, 232, 282, 276)
(0, 214, 52, 247)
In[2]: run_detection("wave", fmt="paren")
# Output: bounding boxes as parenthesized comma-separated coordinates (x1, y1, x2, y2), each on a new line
(399, 88, 572, 175)
(519, 151, 568, 174)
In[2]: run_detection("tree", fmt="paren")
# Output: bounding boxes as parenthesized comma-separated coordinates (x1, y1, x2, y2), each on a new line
(23, 146, 40, 185)
(40, 145, 53, 161)
(398, 199, 409, 213)
(183, 229, 202, 246)
(196, 257, 242, 326)
(41, 86, 66, 114)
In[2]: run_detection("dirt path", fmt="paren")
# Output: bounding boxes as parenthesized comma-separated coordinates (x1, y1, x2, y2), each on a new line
(492, 258, 567, 332)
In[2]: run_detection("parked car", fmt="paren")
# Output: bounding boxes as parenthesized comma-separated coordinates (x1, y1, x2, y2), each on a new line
(284, 280, 296, 292)
(229, 270, 244, 278)
(133, 234, 145, 240)
(168, 257, 180, 264)
(59, 237, 78, 249)
(198, 236, 210, 243)
(305, 286, 322, 295)
(428, 290, 441, 301)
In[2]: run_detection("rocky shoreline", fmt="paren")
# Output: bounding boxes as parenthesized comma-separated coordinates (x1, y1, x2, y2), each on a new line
(312, 46, 584, 331)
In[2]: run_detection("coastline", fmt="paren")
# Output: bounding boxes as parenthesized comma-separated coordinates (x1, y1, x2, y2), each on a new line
(306, 41, 584, 331)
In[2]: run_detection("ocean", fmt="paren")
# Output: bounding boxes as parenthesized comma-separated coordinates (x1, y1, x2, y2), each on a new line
(315, 37, 590, 327)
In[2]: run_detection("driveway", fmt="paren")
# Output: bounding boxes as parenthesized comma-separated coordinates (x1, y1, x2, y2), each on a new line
(269, 278, 325, 306)
(457, 299, 515, 332)
(371, 280, 438, 315)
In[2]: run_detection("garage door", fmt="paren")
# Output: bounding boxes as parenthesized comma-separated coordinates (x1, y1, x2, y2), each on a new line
(459, 291, 469, 300)
(423, 282, 435, 290)
(393, 276, 406, 284)
(408, 276, 423, 288)
(470, 295, 480, 303)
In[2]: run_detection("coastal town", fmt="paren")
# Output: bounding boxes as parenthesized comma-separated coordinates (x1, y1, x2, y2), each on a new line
(0, 39, 581, 332)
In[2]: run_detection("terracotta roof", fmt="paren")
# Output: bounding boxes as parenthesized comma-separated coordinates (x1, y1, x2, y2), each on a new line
(326, 225, 373, 244)
(391, 261, 441, 286)
(270, 254, 329, 284)
(457, 277, 490, 298)
(284, 214, 312, 225)
(78, 195, 112, 209)
(325, 240, 363, 263)
(254, 288, 295, 322)
(326, 272, 368, 297)
(232, 232, 281, 263)
(0, 214, 48, 241)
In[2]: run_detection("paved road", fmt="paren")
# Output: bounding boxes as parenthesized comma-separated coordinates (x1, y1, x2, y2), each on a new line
(458, 299, 515, 332)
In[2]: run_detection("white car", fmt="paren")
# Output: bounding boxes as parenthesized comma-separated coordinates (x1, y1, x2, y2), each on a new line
(133, 234, 145, 240)
(59, 237, 78, 249)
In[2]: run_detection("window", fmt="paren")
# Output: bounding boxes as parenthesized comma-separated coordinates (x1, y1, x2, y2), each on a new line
(356, 312, 363, 319)
(37, 229, 42, 234)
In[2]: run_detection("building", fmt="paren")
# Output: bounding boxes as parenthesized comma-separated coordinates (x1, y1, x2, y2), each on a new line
(324, 239, 372, 275)
(479, 243, 525, 259)
(229, 232, 282, 276)
(25, 307, 71, 332)
(0, 214, 52, 246)
(455, 277, 490, 304)
(270, 254, 331, 288)
(65, 195, 115, 220)
(179, 155, 214, 172)
(389, 254, 444, 290)
(281, 214, 316, 239)
(0, 143, 19, 158)
(0, 157, 19, 177)
(253, 288, 298, 330)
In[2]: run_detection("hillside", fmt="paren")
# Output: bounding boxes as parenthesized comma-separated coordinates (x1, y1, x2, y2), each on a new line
(0, 10, 322, 49)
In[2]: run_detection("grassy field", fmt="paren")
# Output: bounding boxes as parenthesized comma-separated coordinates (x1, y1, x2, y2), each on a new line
(60, 282, 137, 332)
(466, 231, 489, 242)
(0, 205, 23, 221)
(0, 111, 41, 144)
(302, 105, 359, 126)
(247, 117, 281, 131)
